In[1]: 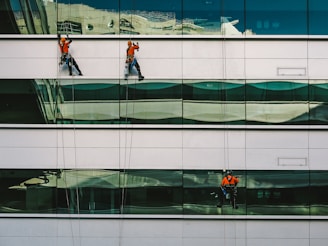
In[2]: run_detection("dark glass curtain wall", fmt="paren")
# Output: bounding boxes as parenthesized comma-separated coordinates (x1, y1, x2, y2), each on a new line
(1, 169, 327, 216)
(1, 0, 328, 35)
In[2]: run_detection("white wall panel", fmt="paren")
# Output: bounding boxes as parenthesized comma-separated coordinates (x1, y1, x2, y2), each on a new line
(2, 38, 328, 79)
(224, 41, 246, 59)
(141, 40, 182, 59)
(122, 148, 183, 169)
(309, 149, 328, 170)
(183, 58, 223, 79)
(183, 41, 222, 58)
(247, 239, 309, 246)
(308, 59, 328, 79)
(75, 130, 120, 148)
(246, 220, 310, 238)
(0, 147, 58, 167)
(308, 42, 328, 58)
(246, 131, 310, 149)
(309, 131, 328, 148)
(140, 58, 183, 79)
(183, 148, 225, 168)
(245, 58, 308, 79)
(2, 127, 328, 169)
(57, 58, 120, 78)
(183, 148, 245, 170)
(246, 149, 308, 170)
(73, 40, 120, 58)
(0, 218, 326, 246)
(0, 129, 57, 147)
(225, 58, 246, 78)
(0, 58, 57, 78)
(245, 41, 308, 58)
(75, 147, 118, 168)
(0, 40, 56, 57)
(121, 130, 182, 148)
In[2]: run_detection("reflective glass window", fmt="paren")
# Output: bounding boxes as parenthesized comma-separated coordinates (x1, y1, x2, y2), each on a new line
(56, 80, 120, 124)
(309, 80, 328, 124)
(9, 0, 28, 34)
(246, 170, 310, 215)
(183, 0, 245, 35)
(309, 0, 328, 35)
(246, 80, 309, 124)
(310, 171, 328, 215)
(120, 80, 183, 124)
(5, 0, 328, 35)
(120, 0, 182, 35)
(56, 0, 119, 34)
(0, 79, 46, 124)
(0, 169, 57, 213)
(121, 170, 183, 214)
(309, 80, 328, 103)
(183, 170, 221, 215)
(2, 169, 328, 216)
(55, 170, 121, 214)
(183, 170, 246, 215)
(183, 80, 246, 124)
(245, 0, 308, 35)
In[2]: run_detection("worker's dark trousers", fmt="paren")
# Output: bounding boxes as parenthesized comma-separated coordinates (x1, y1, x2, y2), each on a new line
(68, 57, 82, 75)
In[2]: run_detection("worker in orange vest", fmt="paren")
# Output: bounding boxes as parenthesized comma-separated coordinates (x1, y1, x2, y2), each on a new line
(58, 34, 83, 76)
(217, 170, 239, 209)
(125, 40, 144, 81)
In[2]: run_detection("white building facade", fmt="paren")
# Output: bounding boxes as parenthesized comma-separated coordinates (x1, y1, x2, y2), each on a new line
(0, 0, 328, 245)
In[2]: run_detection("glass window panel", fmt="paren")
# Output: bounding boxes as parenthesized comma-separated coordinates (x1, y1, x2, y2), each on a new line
(56, 80, 120, 124)
(182, 0, 245, 35)
(121, 80, 182, 100)
(56, 0, 119, 34)
(0, 169, 57, 213)
(183, 80, 246, 124)
(3, 169, 328, 216)
(246, 80, 308, 101)
(309, 103, 328, 124)
(9, 0, 28, 34)
(56, 170, 121, 214)
(183, 170, 221, 215)
(183, 80, 245, 101)
(246, 80, 309, 125)
(121, 170, 183, 214)
(0, 79, 47, 124)
(28, 0, 42, 33)
(183, 170, 246, 215)
(309, 80, 328, 124)
(309, 80, 328, 103)
(120, 0, 182, 35)
(309, 0, 328, 35)
(246, 170, 310, 215)
(246, 0, 307, 35)
(120, 80, 183, 124)
(310, 171, 328, 215)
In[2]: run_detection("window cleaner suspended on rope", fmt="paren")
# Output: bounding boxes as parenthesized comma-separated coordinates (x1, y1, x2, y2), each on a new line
(217, 170, 239, 209)
(58, 34, 83, 76)
(124, 40, 144, 81)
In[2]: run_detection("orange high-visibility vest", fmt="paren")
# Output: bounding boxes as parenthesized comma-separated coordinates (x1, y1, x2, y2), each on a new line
(221, 175, 239, 186)
(59, 38, 71, 53)
(126, 44, 139, 62)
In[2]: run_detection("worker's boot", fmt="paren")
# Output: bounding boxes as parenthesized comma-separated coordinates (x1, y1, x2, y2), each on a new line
(138, 72, 144, 81)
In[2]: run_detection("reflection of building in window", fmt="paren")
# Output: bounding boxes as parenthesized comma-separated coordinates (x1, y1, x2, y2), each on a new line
(86, 24, 93, 31)
(43, 2, 249, 35)
(9, 0, 49, 34)
(57, 20, 82, 34)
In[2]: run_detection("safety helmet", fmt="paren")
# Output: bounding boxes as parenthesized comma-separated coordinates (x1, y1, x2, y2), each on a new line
(226, 170, 232, 175)
(60, 37, 66, 43)
(127, 40, 132, 46)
